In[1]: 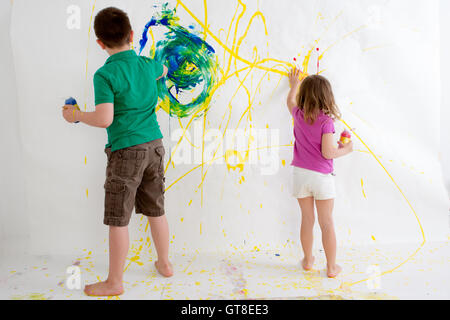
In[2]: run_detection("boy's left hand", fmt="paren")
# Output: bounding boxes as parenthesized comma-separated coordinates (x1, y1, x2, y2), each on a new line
(62, 105, 79, 123)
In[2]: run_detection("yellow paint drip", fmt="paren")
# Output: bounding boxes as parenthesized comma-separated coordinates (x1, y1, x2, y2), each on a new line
(339, 119, 426, 287)
(361, 178, 366, 198)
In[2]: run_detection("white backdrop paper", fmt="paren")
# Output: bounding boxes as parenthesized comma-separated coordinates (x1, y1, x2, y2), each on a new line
(6, 0, 448, 256)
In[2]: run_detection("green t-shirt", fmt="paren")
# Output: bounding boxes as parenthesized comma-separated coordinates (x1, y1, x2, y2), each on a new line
(93, 50, 164, 152)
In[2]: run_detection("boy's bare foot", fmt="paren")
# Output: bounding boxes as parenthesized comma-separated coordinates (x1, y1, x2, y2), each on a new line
(155, 260, 173, 277)
(327, 264, 342, 278)
(302, 256, 315, 271)
(84, 280, 124, 297)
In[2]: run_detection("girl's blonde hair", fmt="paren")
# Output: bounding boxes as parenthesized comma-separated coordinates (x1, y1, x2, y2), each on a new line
(297, 75, 341, 125)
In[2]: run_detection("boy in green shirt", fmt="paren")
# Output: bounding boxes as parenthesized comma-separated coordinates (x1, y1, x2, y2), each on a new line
(62, 7, 172, 296)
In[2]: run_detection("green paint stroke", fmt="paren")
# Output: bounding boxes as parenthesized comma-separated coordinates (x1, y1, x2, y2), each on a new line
(139, 4, 219, 119)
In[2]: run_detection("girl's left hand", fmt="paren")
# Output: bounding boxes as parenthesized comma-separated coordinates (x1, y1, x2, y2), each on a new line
(289, 67, 302, 89)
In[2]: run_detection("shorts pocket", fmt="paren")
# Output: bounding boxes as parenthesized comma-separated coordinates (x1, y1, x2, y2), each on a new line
(155, 146, 165, 176)
(104, 180, 126, 218)
(161, 177, 166, 194)
(114, 149, 146, 178)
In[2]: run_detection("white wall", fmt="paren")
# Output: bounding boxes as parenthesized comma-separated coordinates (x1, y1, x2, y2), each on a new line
(440, 0, 450, 196)
(1, 0, 449, 258)
(0, 0, 28, 259)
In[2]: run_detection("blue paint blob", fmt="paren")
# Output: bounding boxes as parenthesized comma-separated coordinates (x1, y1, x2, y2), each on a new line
(65, 97, 77, 106)
(138, 4, 218, 119)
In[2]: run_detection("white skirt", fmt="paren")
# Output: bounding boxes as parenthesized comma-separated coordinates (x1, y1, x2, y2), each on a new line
(292, 166, 336, 200)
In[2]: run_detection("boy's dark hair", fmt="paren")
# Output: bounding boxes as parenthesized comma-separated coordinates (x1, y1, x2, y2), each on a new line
(94, 7, 132, 49)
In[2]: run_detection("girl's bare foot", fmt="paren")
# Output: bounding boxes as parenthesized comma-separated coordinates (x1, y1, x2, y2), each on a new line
(327, 264, 342, 278)
(302, 256, 315, 271)
(84, 280, 124, 297)
(155, 260, 173, 277)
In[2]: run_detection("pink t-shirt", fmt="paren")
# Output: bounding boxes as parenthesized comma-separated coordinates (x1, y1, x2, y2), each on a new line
(291, 107, 335, 174)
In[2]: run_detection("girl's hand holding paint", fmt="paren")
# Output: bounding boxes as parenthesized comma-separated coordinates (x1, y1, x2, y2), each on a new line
(62, 104, 80, 123)
(288, 67, 302, 89)
(338, 140, 354, 153)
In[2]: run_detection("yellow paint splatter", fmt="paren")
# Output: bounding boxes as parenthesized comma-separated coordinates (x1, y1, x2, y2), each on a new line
(224, 150, 247, 172)
(116, 1, 427, 295)
(11, 293, 47, 300)
(361, 178, 366, 198)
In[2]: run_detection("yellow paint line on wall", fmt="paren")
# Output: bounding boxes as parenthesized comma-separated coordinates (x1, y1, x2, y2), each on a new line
(361, 178, 366, 198)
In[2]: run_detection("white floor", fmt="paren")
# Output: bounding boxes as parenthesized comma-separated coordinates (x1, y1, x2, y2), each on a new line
(1, 241, 449, 300)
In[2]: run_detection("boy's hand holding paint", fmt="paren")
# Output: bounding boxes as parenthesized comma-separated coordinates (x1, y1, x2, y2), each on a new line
(62, 98, 81, 124)
(61, 97, 114, 128)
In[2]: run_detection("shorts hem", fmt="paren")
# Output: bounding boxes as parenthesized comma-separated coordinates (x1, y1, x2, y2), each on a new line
(103, 218, 130, 227)
(293, 193, 313, 199)
(292, 193, 336, 200)
(136, 210, 165, 218)
(314, 195, 336, 201)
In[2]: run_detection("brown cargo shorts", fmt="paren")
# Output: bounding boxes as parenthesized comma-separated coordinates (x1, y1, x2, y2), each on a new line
(103, 139, 166, 227)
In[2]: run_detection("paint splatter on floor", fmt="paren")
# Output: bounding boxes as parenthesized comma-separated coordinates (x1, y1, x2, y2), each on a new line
(1, 242, 448, 300)
(11, 293, 49, 300)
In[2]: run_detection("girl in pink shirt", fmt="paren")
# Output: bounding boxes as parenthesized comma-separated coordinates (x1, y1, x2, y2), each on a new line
(287, 68, 353, 278)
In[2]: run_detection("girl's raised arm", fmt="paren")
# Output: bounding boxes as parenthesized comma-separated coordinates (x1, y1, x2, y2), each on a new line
(287, 68, 302, 115)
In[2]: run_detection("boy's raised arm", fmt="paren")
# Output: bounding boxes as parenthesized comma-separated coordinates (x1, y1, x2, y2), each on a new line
(156, 65, 168, 81)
